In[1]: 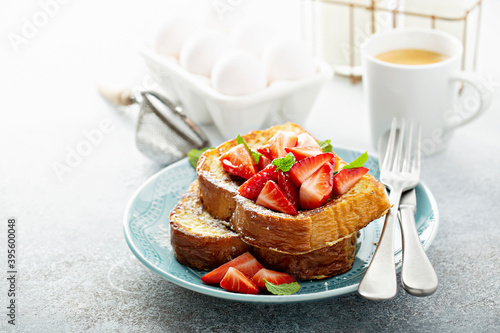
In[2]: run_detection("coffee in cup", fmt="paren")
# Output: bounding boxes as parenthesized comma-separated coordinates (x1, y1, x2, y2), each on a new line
(375, 49, 448, 65)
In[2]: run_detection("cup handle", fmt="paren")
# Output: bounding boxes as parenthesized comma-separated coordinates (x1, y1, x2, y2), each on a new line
(446, 71, 493, 131)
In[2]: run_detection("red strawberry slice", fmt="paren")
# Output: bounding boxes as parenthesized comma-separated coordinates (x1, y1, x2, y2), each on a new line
(201, 252, 263, 285)
(257, 154, 273, 171)
(219, 144, 258, 180)
(332, 167, 369, 195)
(289, 153, 335, 187)
(220, 267, 259, 294)
(239, 164, 278, 201)
(277, 170, 299, 208)
(265, 131, 298, 159)
(285, 146, 322, 161)
(296, 132, 321, 149)
(299, 161, 335, 210)
(256, 180, 298, 215)
(256, 145, 272, 159)
(252, 268, 296, 290)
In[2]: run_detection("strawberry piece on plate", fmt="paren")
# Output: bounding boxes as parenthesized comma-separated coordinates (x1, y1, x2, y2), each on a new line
(285, 146, 322, 161)
(201, 252, 263, 285)
(256, 145, 272, 159)
(220, 267, 259, 294)
(299, 161, 335, 210)
(239, 164, 278, 201)
(265, 131, 298, 159)
(332, 167, 369, 195)
(252, 268, 296, 290)
(289, 153, 335, 187)
(277, 170, 299, 208)
(296, 132, 321, 149)
(257, 154, 273, 171)
(256, 180, 298, 215)
(219, 144, 258, 180)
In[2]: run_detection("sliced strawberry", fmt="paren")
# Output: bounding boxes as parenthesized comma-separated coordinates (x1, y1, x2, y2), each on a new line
(277, 170, 299, 208)
(201, 252, 263, 285)
(299, 161, 335, 209)
(239, 164, 278, 201)
(266, 131, 298, 159)
(332, 167, 369, 195)
(219, 144, 258, 180)
(256, 145, 272, 159)
(252, 268, 296, 290)
(220, 267, 259, 294)
(296, 132, 321, 149)
(257, 154, 273, 171)
(256, 180, 298, 215)
(289, 153, 335, 187)
(285, 146, 322, 161)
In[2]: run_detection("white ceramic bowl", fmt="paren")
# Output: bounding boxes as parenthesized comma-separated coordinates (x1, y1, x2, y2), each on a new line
(139, 47, 333, 139)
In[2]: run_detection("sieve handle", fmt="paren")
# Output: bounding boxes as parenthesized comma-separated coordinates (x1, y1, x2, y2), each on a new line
(96, 83, 136, 106)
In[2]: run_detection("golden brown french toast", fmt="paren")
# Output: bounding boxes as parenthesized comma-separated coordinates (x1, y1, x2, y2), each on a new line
(169, 180, 357, 280)
(169, 181, 251, 270)
(252, 233, 357, 280)
(231, 175, 388, 253)
(197, 123, 390, 253)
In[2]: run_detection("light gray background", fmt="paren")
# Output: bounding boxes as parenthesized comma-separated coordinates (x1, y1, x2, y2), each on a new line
(1, 0, 499, 332)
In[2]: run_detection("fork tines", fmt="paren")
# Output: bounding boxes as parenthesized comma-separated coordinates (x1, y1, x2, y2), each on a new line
(382, 118, 421, 176)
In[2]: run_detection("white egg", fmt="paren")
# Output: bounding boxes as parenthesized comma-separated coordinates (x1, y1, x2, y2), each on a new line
(211, 50, 267, 96)
(262, 39, 316, 82)
(229, 22, 274, 57)
(154, 17, 199, 59)
(180, 30, 231, 77)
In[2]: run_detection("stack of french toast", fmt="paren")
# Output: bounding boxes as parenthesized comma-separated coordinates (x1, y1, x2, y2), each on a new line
(169, 123, 390, 280)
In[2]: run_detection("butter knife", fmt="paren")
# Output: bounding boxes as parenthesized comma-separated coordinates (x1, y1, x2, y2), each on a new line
(378, 131, 438, 297)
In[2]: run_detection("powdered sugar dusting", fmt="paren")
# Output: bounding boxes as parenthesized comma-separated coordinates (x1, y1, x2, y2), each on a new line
(172, 185, 239, 237)
(155, 224, 172, 249)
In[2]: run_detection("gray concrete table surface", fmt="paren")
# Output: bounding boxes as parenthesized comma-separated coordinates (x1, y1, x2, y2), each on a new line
(1, 0, 499, 332)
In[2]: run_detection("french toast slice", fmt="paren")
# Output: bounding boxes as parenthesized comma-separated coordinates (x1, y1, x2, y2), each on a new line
(169, 180, 357, 280)
(231, 175, 388, 253)
(251, 233, 357, 280)
(169, 181, 251, 270)
(197, 123, 390, 253)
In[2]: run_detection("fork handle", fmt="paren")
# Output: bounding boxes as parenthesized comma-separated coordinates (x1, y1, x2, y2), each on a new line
(358, 195, 400, 300)
(399, 207, 438, 296)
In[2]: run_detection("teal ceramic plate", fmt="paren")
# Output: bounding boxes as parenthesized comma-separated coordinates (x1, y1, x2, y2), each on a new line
(123, 147, 439, 303)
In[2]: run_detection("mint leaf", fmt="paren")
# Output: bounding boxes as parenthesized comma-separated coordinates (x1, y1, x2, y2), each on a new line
(342, 151, 368, 170)
(333, 152, 369, 176)
(272, 153, 296, 172)
(250, 151, 262, 165)
(237, 134, 261, 164)
(264, 279, 301, 295)
(188, 148, 213, 169)
(318, 139, 332, 153)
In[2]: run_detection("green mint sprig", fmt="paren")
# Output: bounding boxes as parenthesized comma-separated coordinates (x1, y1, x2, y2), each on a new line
(272, 153, 296, 172)
(343, 151, 368, 169)
(237, 134, 261, 164)
(318, 139, 332, 153)
(188, 147, 213, 169)
(264, 279, 301, 295)
(334, 152, 369, 175)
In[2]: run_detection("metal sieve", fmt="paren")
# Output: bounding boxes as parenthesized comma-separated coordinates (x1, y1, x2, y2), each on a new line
(98, 86, 209, 165)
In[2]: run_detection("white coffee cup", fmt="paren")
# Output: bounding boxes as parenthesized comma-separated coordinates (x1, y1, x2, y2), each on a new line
(361, 28, 492, 155)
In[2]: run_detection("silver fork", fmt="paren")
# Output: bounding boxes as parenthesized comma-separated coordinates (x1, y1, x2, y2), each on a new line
(358, 118, 436, 300)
